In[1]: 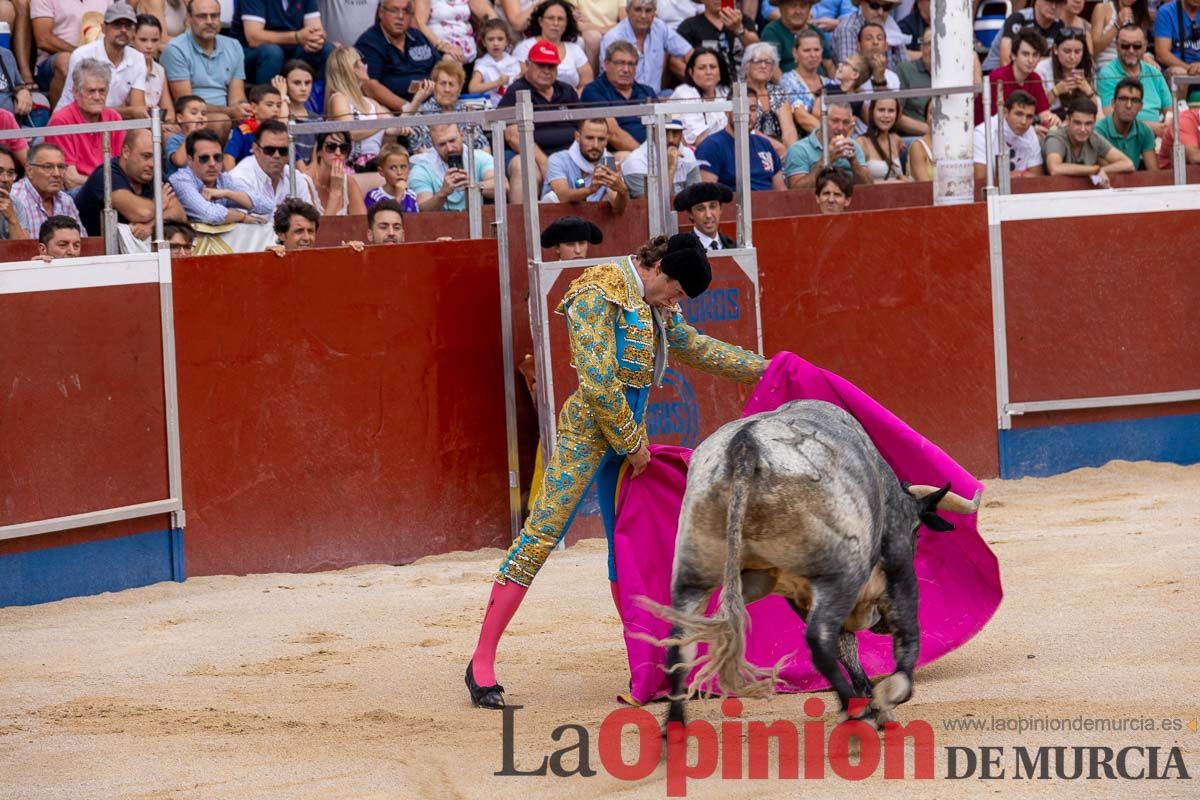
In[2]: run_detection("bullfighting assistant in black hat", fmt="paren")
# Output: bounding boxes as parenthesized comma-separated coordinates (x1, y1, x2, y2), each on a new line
(540, 216, 604, 249)
(672, 182, 734, 213)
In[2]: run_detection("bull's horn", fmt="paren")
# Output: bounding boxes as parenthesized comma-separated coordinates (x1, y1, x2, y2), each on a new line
(907, 485, 982, 515)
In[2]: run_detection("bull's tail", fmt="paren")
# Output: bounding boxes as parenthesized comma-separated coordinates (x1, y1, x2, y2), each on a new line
(639, 426, 784, 699)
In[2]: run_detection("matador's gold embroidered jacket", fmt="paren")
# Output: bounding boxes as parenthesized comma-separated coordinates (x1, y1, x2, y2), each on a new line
(497, 257, 765, 586)
(557, 256, 766, 455)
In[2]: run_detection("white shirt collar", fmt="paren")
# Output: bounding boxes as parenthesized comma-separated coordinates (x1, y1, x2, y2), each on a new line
(629, 256, 645, 298)
(694, 229, 720, 250)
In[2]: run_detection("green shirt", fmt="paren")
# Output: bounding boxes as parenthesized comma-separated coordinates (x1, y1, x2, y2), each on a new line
(1095, 115, 1156, 169)
(1096, 60, 1172, 124)
(895, 58, 932, 123)
(760, 21, 833, 74)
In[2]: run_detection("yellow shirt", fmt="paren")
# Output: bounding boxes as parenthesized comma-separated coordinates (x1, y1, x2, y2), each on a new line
(576, 0, 622, 27)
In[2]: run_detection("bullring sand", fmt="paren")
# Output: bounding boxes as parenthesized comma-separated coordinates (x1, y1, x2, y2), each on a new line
(0, 460, 1197, 799)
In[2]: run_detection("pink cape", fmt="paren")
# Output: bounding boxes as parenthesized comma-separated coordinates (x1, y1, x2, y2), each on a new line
(612, 352, 1003, 703)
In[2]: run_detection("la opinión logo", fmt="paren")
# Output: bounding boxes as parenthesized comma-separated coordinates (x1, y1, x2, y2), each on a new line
(495, 696, 936, 796)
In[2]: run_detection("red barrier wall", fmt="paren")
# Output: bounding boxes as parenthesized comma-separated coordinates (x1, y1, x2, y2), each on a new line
(754, 205, 1000, 476)
(172, 240, 513, 576)
(1001, 209, 1200, 428)
(8, 186, 1200, 578)
(0, 281, 171, 557)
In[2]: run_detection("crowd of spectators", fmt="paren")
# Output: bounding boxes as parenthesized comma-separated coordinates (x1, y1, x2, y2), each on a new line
(0, 0, 1193, 253)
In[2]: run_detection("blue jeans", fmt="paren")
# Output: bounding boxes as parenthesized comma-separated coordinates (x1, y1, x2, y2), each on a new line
(243, 41, 332, 85)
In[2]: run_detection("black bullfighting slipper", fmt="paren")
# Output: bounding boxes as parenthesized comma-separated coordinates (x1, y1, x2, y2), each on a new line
(465, 662, 505, 709)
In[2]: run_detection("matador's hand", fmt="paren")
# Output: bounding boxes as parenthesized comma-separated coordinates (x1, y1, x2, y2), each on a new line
(627, 442, 651, 477)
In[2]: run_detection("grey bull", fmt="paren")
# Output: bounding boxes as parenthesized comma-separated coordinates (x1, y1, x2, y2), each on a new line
(649, 399, 980, 729)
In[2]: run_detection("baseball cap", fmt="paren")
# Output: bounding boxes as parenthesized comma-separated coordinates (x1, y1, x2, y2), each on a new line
(104, 2, 138, 24)
(664, 119, 685, 130)
(527, 39, 562, 66)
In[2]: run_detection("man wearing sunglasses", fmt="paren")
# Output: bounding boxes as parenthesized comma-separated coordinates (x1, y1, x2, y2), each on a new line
(229, 119, 315, 205)
(830, 0, 907, 70)
(168, 128, 274, 225)
(1100, 25, 1172, 136)
(1155, 0, 1200, 100)
(53, 3, 147, 118)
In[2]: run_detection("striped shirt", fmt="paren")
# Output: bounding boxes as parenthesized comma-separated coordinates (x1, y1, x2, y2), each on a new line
(10, 177, 86, 239)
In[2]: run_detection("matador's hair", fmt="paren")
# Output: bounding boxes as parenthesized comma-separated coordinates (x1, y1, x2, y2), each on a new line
(637, 235, 671, 265)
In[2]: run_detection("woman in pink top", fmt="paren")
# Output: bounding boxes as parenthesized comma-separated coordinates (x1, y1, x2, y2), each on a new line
(45, 58, 124, 189)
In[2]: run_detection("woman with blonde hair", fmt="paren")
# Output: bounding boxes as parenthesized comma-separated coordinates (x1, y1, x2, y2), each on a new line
(325, 44, 405, 172)
(403, 56, 491, 154)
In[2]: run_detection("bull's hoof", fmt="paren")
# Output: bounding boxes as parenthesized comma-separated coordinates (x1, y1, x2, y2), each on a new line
(869, 673, 912, 719)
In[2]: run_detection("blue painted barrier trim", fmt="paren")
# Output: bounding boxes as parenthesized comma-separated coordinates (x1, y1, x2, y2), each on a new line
(0, 527, 186, 608)
(999, 413, 1200, 478)
(170, 527, 185, 582)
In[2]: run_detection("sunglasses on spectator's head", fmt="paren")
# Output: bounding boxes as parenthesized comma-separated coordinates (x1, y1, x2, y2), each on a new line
(259, 145, 287, 157)
(195, 153, 220, 164)
(323, 141, 352, 154)
(864, 1, 891, 9)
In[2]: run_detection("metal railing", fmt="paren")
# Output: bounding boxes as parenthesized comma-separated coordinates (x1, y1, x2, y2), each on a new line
(0, 115, 165, 254)
(510, 88, 769, 552)
(287, 107, 517, 241)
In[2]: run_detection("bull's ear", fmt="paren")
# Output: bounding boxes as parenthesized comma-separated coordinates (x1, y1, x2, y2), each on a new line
(917, 483, 955, 532)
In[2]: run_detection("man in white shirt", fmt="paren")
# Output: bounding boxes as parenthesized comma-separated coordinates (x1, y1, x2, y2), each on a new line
(672, 181, 735, 250)
(54, 2, 147, 118)
(621, 118, 701, 199)
(228, 119, 314, 205)
(601, 0, 693, 91)
(972, 89, 1044, 183)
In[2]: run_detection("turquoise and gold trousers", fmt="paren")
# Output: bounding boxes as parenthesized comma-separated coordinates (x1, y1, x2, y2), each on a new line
(497, 385, 649, 587)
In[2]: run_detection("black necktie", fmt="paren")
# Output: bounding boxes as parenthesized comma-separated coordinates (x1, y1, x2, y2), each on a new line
(709, 240, 719, 251)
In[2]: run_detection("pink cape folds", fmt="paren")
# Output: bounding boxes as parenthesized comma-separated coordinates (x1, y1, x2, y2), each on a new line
(612, 352, 1003, 704)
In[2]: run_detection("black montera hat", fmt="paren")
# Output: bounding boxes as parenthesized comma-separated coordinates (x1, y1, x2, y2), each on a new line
(540, 215, 604, 249)
(658, 233, 712, 298)
(672, 182, 734, 213)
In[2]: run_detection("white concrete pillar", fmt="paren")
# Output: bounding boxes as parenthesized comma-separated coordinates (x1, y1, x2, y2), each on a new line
(931, 0, 976, 205)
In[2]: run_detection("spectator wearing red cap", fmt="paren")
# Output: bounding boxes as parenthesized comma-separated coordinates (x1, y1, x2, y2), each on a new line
(496, 38, 579, 204)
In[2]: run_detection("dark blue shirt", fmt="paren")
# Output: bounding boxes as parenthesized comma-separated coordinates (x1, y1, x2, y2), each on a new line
(76, 157, 154, 237)
(234, 0, 319, 39)
(355, 23, 438, 101)
(580, 72, 658, 144)
(496, 78, 580, 155)
(694, 130, 780, 192)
